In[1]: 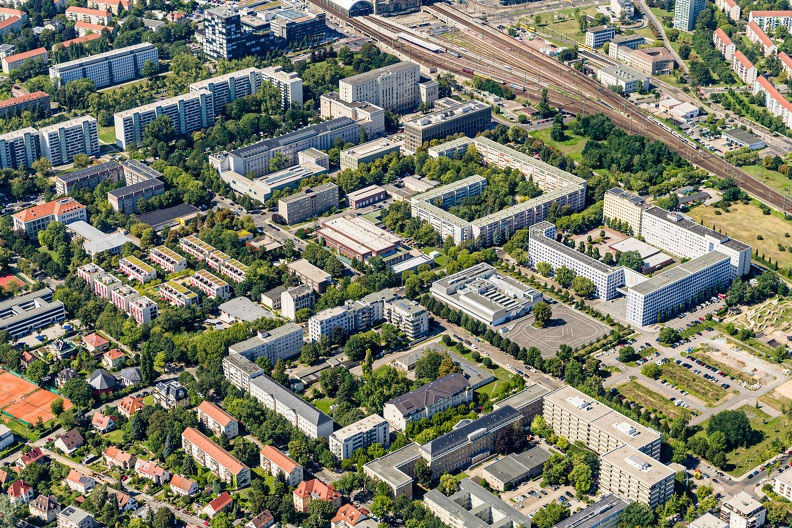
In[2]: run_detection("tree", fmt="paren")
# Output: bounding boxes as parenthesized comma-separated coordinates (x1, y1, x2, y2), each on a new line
(532, 500, 570, 528)
(493, 425, 526, 454)
(72, 153, 91, 169)
(0, 494, 17, 528)
(571, 276, 595, 298)
(536, 262, 552, 276)
(641, 362, 661, 379)
(658, 327, 680, 345)
(678, 42, 691, 60)
(619, 346, 637, 362)
(144, 115, 175, 143)
(414, 457, 432, 487)
(269, 152, 290, 173)
(306, 500, 338, 528)
(25, 360, 48, 384)
(344, 334, 369, 362)
(140, 347, 155, 384)
(555, 266, 576, 288)
(619, 503, 655, 528)
(706, 410, 754, 449)
(51, 398, 64, 416)
(618, 250, 644, 271)
(61, 377, 94, 408)
(767, 501, 789, 527)
(532, 302, 552, 328)
(438, 473, 459, 496)
(141, 59, 159, 80)
(152, 507, 175, 528)
(32, 157, 52, 176)
(370, 495, 393, 518)
(530, 415, 554, 438)
(210, 513, 233, 528)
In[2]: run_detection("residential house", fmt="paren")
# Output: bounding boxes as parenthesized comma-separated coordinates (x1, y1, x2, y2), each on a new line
(54, 428, 84, 455)
(87, 368, 116, 394)
(7, 480, 33, 504)
(21, 351, 36, 369)
(247, 510, 275, 528)
(118, 367, 142, 387)
(30, 495, 60, 523)
(117, 395, 144, 418)
(332, 504, 374, 528)
(0, 470, 13, 489)
(83, 333, 109, 354)
(102, 348, 126, 369)
(58, 506, 96, 528)
(202, 491, 234, 518)
(103, 446, 136, 470)
(56, 368, 77, 388)
(17, 447, 45, 468)
(64, 469, 95, 494)
(49, 339, 77, 360)
(260, 445, 303, 487)
(293, 479, 342, 513)
(135, 459, 171, 484)
(114, 490, 138, 511)
(169, 475, 199, 496)
(154, 380, 188, 409)
(91, 412, 116, 433)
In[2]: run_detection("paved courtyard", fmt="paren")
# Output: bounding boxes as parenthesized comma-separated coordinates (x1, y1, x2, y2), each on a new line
(505, 304, 611, 357)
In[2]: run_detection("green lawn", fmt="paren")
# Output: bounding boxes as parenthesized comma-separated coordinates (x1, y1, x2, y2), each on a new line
(694, 405, 789, 476)
(530, 128, 588, 162)
(422, 247, 447, 266)
(313, 398, 334, 414)
(142, 395, 154, 406)
(741, 164, 792, 196)
(105, 429, 125, 444)
(98, 126, 116, 145)
(362, 210, 382, 224)
(618, 380, 689, 419)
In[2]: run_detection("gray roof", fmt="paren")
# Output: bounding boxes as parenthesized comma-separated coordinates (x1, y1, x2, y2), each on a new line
(279, 182, 338, 204)
(493, 383, 551, 411)
(123, 159, 163, 181)
(134, 203, 200, 230)
(50, 43, 156, 73)
(363, 443, 424, 489)
(261, 286, 287, 302)
(551, 494, 629, 528)
(531, 228, 619, 274)
(250, 373, 333, 428)
(88, 368, 116, 390)
(630, 251, 731, 296)
(222, 353, 265, 376)
(643, 206, 749, 251)
(385, 373, 470, 416)
(421, 405, 521, 456)
(611, 34, 645, 44)
(118, 367, 142, 383)
(231, 118, 355, 159)
(56, 161, 120, 184)
(483, 446, 550, 483)
(218, 297, 274, 322)
(59, 507, 94, 525)
(424, 478, 531, 528)
(340, 61, 418, 85)
(722, 129, 763, 144)
(107, 178, 164, 198)
(229, 322, 303, 355)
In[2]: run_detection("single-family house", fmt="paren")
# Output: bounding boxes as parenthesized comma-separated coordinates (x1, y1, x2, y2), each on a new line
(169, 475, 199, 496)
(135, 459, 170, 484)
(54, 428, 84, 455)
(202, 492, 234, 518)
(103, 446, 137, 470)
(117, 395, 144, 418)
(7, 480, 34, 504)
(91, 412, 117, 433)
(29, 495, 60, 522)
(102, 348, 127, 369)
(64, 469, 95, 494)
(83, 333, 109, 354)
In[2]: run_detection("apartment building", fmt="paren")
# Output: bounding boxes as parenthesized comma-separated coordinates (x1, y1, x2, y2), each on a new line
(640, 207, 751, 277)
(281, 285, 315, 320)
(228, 322, 304, 363)
(55, 161, 122, 195)
(93, 273, 122, 299)
(383, 298, 428, 340)
(424, 478, 530, 528)
(154, 380, 188, 409)
(78, 263, 105, 288)
(2, 47, 48, 73)
(529, 222, 625, 300)
(610, 0, 634, 19)
(622, 47, 676, 75)
(626, 252, 732, 326)
(773, 470, 792, 501)
(0, 17, 22, 38)
(119, 256, 156, 284)
(340, 138, 400, 171)
(260, 65, 303, 108)
(182, 427, 251, 488)
(149, 245, 187, 273)
(39, 116, 99, 166)
(221, 258, 249, 283)
(0, 127, 41, 169)
(206, 250, 230, 271)
(715, 0, 740, 20)
(248, 373, 334, 439)
(66, 6, 111, 25)
(585, 25, 615, 47)
(329, 414, 390, 460)
(782, 52, 792, 76)
(57, 507, 96, 528)
(753, 77, 792, 128)
(191, 269, 231, 299)
(543, 386, 662, 458)
(110, 285, 138, 312)
(197, 401, 240, 439)
(74, 21, 115, 37)
(278, 182, 339, 224)
(57, 33, 102, 49)
(673, 0, 705, 30)
(269, 9, 326, 47)
(114, 89, 214, 149)
(49, 43, 158, 88)
(129, 296, 158, 325)
(189, 67, 266, 115)
(749, 10, 792, 31)
(402, 98, 491, 153)
(222, 354, 265, 392)
(159, 280, 199, 307)
(732, 51, 757, 85)
(288, 258, 332, 293)
(320, 92, 385, 137)
(180, 235, 215, 261)
(260, 445, 303, 486)
(307, 290, 399, 342)
(383, 373, 471, 431)
(599, 445, 674, 507)
(293, 480, 342, 513)
(88, 0, 132, 13)
(747, 21, 778, 57)
(720, 492, 767, 528)
(339, 61, 420, 112)
(0, 91, 49, 119)
(421, 406, 522, 477)
(711, 28, 736, 61)
(13, 198, 87, 238)
(0, 288, 65, 338)
(0, 7, 25, 22)
(603, 188, 646, 234)
(210, 117, 357, 178)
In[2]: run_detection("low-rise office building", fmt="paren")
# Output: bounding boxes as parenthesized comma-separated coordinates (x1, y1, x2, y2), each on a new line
(347, 185, 388, 209)
(287, 259, 332, 293)
(585, 25, 615, 47)
(383, 373, 471, 431)
(320, 92, 385, 137)
(608, 34, 645, 60)
(182, 427, 251, 488)
(329, 414, 390, 460)
(278, 182, 339, 224)
(363, 443, 424, 499)
(403, 98, 490, 152)
(599, 445, 674, 507)
(597, 64, 649, 93)
(149, 245, 187, 273)
(0, 288, 65, 338)
(66, 220, 132, 257)
(317, 215, 400, 261)
(424, 478, 530, 528)
(481, 446, 550, 491)
(492, 383, 550, 426)
(622, 47, 676, 75)
(340, 139, 400, 171)
(219, 161, 327, 203)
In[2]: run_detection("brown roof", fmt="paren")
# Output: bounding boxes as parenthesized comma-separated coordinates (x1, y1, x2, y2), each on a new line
(114, 490, 133, 508)
(0, 470, 11, 486)
(0, 17, 21, 31)
(66, 469, 92, 487)
(182, 427, 248, 475)
(31, 494, 58, 513)
(104, 348, 126, 360)
(18, 447, 44, 466)
(170, 475, 197, 493)
(260, 445, 300, 474)
(56, 428, 84, 450)
(74, 21, 114, 31)
(248, 510, 275, 528)
(714, 28, 732, 46)
(13, 198, 83, 224)
(197, 401, 237, 428)
(118, 395, 144, 415)
(3, 47, 47, 64)
(294, 479, 340, 502)
(332, 504, 366, 525)
(0, 91, 47, 110)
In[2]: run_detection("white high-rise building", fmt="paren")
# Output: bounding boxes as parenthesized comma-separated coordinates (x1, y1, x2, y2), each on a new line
(260, 65, 303, 108)
(0, 127, 40, 169)
(339, 61, 420, 112)
(228, 322, 304, 364)
(39, 116, 99, 166)
(674, 0, 705, 31)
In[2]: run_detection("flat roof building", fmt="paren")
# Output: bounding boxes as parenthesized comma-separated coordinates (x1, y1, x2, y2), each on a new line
(603, 188, 646, 235)
(363, 443, 424, 499)
(329, 414, 390, 460)
(481, 446, 550, 490)
(492, 383, 550, 426)
(722, 129, 766, 150)
(424, 478, 531, 528)
(278, 182, 339, 224)
(599, 445, 674, 507)
(586, 26, 615, 48)
(340, 139, 400, 171)
(0, 288, 65, 338)
(721, 492, 767, 528)
(150, 245, 187, 274)
(228, 322, 304, 364)
(66, 220, 132, 257)
(39, 115, 99, 166)
(347, 185, 388, 209)
(597, 64, 649, 94)
(287, 259, 332, 293)
(403, 98, 490, 152)
(218, 297, 273, 322)
(318, 215, 400, 261)
(551, 494, 629, 528)
(49, 43, 158, 89)
(339, 61, 420, 112)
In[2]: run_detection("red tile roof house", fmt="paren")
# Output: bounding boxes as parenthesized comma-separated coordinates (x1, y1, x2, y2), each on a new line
(134, 459, 171, 485)
(293, 479, 342, 513)
(196, 401, 240, 439)
(0, 470, 13, 489)
(202, 491, 234, 518)
(169, 475, 199, 496)
(53, 428, 84, 455)
(20, 350, 37, 369)
(103, 446, 137, 470)
(117, 395, 145, 418)
(16, 447, 45, 468)
(260, 445, 303, 487)
(102, 348, 127, 369)
(64, 469, 95, 495)
(7, 480, 34, 504)
(91, 412, 117, 433)
(246, 510, 275, 528)
(83, 333, 109, 354)
(332, 504, 373, 528)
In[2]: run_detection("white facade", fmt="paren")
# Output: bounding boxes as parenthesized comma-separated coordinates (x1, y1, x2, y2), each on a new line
(674, 0, 705, 30)
(713, 28, 736, 61)
(749, 10, 792, 32)
(339, 61, 420, 112)
(39, 116, 99, 166)
(261, 65, 303, 108)
(280, 285, 315, 321)
(228, 322, 304, 363)
(320, 93, 385, 137)
(599, 445, 674, 507)
(49, 43, 158, 88)
(249, 374, 334, 439)
(329, 414, 390, 460)
(149, 245, 187, 273)
(721, 492, 766, 528)
(129, 296, 158, 325)
(610, 0, 634, 19)
(585, 26, 615, 47)
(732, 51, 757, 86)
(308, 304, 350, 342)
(597, 65, 649, 93)
(191, 269, 231, 299)
(119, 256, 156, 284)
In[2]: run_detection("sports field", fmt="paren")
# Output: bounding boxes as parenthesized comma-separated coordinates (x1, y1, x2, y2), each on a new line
(0, 371, 72, 424)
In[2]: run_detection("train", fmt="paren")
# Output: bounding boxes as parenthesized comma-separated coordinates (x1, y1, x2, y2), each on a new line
(447, 51, 461, 58)
(649, 116, 699, 149)
(397, 32, 443, 53)
(510, 83, 526, 92)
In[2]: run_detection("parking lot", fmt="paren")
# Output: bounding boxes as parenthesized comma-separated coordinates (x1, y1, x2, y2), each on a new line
(506, 303, 611, 357)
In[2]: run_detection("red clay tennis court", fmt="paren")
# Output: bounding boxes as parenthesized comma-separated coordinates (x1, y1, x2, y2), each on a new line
(0, 275, 22, 290)
(0, 371, 72, 425)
